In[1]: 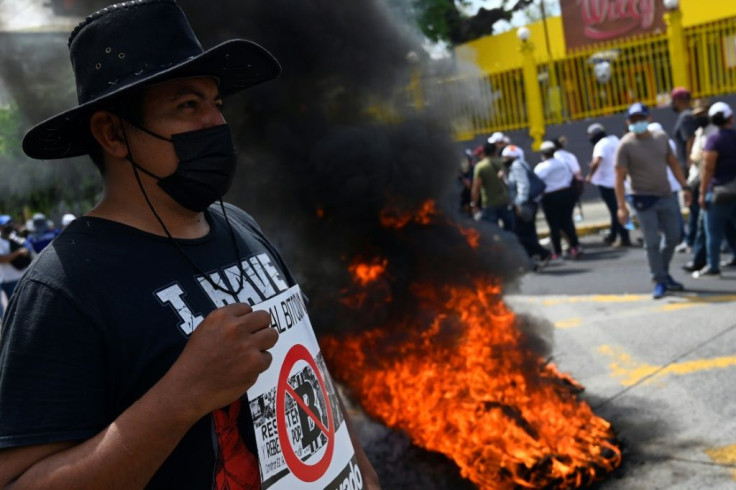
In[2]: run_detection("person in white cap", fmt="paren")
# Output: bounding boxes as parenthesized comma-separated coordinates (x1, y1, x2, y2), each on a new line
(502, 144, 551, 269)
(615, 102, 691, 299)
(535, 141, 580, 260)
(488, 131, 509, 153)
(696, 101, 736, 278)
(586, 123, 630, 246)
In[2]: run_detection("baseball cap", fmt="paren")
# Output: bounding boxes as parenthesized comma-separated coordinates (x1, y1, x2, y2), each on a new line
(708, 101, 733, 120)
(539, 141, 556, 152)
(0, 215, 12, 226)
(587, 123, 605, 135)
(501, 145, 524, 160)
(627, 102, 650, 118)
(488, 132, 506, 144)
(670, 87, 691, 100)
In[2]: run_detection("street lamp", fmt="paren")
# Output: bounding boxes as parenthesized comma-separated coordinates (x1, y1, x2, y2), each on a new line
(663, 0, 679, 10)
(517, 27, 531, 43)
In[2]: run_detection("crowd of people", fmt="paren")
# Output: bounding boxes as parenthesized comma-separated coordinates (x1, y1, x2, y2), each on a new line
(459, 88, 736, 298)
(0, 212, 75, 319)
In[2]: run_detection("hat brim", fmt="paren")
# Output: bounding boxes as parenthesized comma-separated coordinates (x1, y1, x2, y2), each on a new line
(22, 39, 280, 160)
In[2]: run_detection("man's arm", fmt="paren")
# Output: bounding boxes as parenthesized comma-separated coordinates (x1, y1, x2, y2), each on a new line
(586, 156, 603, 182)
(0, 247, 29, 264)
(614, 166, 629, 226)
(667, 152, 692, 206)
(0, 303, 277, 490)
(470, 173, 482, 210)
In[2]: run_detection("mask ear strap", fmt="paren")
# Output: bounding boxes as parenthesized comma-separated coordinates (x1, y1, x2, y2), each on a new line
(119, 118, 164, 181)
(120, 116, 173, 142)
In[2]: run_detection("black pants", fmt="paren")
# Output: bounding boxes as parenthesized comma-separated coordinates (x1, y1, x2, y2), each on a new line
(599, 185, 630, 243)
(514, 202, 550, 260)
(541, 187, 579, 255)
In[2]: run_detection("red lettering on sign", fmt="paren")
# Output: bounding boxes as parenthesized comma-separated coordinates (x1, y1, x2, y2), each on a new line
(578, 0, 657, 40)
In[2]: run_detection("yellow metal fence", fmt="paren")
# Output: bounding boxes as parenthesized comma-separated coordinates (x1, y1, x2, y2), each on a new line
(436, 15, 736, 141)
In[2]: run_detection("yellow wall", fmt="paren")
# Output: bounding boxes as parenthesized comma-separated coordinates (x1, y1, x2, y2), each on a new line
(456, 0, 736, 75)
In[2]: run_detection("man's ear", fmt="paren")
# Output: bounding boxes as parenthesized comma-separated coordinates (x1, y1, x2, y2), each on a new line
(89, 111, 128, 159)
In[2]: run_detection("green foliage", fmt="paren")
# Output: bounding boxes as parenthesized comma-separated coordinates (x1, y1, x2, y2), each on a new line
(0, 104, 101, 222)
(404, 0, 538, 46)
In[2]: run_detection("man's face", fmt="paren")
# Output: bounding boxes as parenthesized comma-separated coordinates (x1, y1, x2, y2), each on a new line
(627, 114, 649, 125)
(126, 77, 225, 177)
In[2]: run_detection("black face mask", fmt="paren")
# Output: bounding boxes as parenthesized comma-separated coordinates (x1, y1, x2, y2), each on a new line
(123, 122, 238, 212)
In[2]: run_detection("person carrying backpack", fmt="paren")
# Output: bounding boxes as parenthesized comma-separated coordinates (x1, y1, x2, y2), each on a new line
(503, 145, 551, 270)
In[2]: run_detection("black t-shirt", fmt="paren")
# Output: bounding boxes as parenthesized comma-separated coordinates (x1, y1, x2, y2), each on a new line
(0, 203, 296, 489)
(673, 108, 698, 168)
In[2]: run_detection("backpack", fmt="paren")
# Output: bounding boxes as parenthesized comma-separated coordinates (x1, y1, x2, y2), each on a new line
(525, 164, 546, 202)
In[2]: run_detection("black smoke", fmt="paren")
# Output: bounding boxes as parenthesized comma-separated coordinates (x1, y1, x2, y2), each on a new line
(175, 0, 531, 336)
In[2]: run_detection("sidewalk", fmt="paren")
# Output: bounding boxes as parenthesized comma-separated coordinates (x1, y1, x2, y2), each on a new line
(536, 198, 691, 239)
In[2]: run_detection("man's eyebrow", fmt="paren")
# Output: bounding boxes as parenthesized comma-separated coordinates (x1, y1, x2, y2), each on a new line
(168, 87, 223, 101)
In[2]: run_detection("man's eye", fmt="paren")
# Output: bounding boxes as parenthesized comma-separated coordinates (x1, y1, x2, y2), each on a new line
(179, 100, 198, 109)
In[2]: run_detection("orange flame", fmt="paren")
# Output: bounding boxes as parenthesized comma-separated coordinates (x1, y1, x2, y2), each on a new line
(380, 199, 437, 229)
(323, 282, 621, 489)
(348, 258, 388, 286)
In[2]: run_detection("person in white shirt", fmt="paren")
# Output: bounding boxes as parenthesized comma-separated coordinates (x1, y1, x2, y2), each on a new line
(585, 123, 631, 246)
(535, 141, 581, 259)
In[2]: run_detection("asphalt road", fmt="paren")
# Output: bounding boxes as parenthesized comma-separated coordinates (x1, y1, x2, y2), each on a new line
(506, 231, 736, 490)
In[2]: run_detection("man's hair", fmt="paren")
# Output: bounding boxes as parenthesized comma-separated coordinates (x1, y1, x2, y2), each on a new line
(482, 142, 497, 157)
(711, 112, 732, 127)
(87, 88, 147, 175)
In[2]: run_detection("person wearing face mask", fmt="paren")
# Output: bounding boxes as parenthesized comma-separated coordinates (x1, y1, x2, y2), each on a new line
(503, 145, 552, 270)
(586, 123, 629, 246)
(0, 2, 380, 490)
(695, 101, 736, 278)
(615, 103, 692, 299)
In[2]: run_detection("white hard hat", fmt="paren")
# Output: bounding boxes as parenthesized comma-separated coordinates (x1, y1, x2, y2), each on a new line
(501, 144, 525, 160)
(488, 132, 506, 144)
(708, 101, 733, 120)
(61, 213, 76, 227)
(540, 141, 556, 152)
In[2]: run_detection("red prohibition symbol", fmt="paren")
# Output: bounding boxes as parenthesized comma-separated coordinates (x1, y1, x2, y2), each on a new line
(276, 344, 335, 482)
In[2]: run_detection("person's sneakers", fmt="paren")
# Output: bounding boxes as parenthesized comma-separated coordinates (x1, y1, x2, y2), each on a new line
(665, 274, 685, 291)
(721, 257, 736, 268)
(652, 282, 667, 299)
(693, 266, 722, 278)
(548, 253, 564, 263)
(532, 254, 551, 272)
(675, 241, 690, 253)
(602, 235, 615, 245)
(567, 246, 582, 260)
(682, 262, 705, 273)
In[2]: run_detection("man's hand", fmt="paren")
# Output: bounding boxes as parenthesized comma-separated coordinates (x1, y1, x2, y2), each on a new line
(617, 206, 630, 226)
(164, 303, 278, 419)
(682, 188, 692, 207)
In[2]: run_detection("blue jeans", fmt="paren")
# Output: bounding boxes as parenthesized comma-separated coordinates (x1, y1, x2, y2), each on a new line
(481, 204, 514, 231)
(704, 194, 736, 270)
(633, 194, 681, 283)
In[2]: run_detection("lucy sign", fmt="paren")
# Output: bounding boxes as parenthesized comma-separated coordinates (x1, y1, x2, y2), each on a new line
(560, 0, 667, 50)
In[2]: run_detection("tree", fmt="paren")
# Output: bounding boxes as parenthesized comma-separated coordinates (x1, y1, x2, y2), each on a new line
(403, 0, 537, 46)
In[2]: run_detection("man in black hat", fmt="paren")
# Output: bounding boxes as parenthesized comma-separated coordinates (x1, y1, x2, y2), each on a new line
(0, 2, 379, 489)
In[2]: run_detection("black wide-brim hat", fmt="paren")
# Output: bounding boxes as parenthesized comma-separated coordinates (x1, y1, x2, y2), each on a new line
(23, 0, 281, 160)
